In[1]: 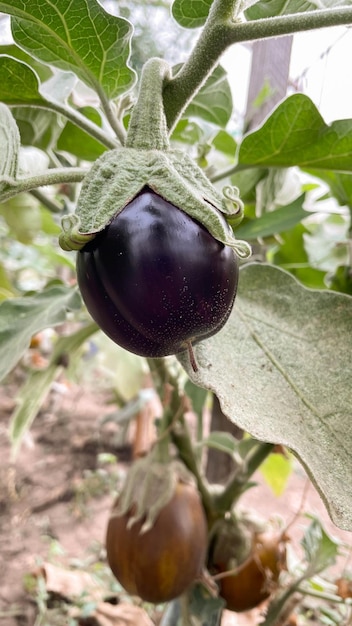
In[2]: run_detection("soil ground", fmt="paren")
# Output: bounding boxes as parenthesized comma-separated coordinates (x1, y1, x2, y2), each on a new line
(0, 371, 351, 626)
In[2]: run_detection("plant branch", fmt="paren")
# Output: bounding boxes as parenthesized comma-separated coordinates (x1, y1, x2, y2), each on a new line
(213, 441, 274, 512)
(163, 6, 352, 130)
(97, 91, 128, 145)
(0, 168, 87, 203)
(30, 189, 64, 214)
(15, 99, 120, 150)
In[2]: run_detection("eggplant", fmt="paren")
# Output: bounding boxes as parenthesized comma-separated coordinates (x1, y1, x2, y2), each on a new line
(77, 188, 238, 359)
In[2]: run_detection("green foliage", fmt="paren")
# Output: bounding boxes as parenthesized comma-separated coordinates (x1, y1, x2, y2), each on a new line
(172, 0, 214, 28)
(0, 285, 81, 381)
(0, 0, 136, 99)
(0, 3, 351, 623)
(239, 94, 352, 171)
(179, 263, 352, 530)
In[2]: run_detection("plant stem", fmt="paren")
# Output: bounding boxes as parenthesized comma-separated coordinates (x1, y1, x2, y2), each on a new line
(213, 441, 274, 512)
(171, 416, 214, 521)
(97, 91, 128, 145)
(20, 99, 120, 150)
(0, 168, 86, 202)
(163, 6, 352, 130)
(30, 189, 64, 213)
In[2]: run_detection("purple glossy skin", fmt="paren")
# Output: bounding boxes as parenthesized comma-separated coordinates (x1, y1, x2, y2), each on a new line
(77, 188, 239, 358)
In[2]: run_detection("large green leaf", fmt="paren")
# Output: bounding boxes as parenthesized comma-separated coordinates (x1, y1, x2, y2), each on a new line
(246, 0, 352, 20)
(0, 0, 135, 99)
(172, 0, 214, 28)
(184, 65, 232, 127)
(0, 285, 82, 382)
(178, 264, 352, 531)
(239, 94, 352, 172)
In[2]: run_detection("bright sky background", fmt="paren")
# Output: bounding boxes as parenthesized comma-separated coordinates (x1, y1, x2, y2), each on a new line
(223, 26, 352, 125)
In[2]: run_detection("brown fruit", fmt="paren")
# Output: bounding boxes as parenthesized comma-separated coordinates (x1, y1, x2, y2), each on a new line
(106, 482, 208, 603)
(215, 532, 286, 612)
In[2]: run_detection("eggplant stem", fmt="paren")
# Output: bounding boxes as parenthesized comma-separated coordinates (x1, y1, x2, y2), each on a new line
(187, 340, 199, 373)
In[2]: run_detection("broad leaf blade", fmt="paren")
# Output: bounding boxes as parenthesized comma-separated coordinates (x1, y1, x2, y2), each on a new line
(178, 264, 352, 531)
(239, 94, 352, 172)
(0, 285, 82, 382)
(172, 0, 214, 28)
(0, 0, 135, 99)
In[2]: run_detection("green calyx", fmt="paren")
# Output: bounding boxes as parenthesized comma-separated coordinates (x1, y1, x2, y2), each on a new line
(59, 58, 251, 259)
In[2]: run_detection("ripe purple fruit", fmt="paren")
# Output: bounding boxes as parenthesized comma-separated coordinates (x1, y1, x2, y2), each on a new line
(77, 188, 238, 362)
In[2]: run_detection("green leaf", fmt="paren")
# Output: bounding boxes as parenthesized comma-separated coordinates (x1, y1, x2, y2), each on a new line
(0, 285, 82, 382)
(308, 169, 352, 210)
(12, 106, 63, 150)
(0, 44, 52, 81)
(0, 0, 135, 99)
(178, 264, 352, 531)
(260, 451, 293, 496)
(198, 431, 238, 455)
(57, 107, 106, 161)
(212, 129, 237, 156)
(0, 102, 20, 184)
(301, 517, 339, 575)
(0, 55, 49, 106)
(239, 94, 352, 172)
(172, 0, 214, 28)
(9, 322, 98, 455)
(185, 378, 208, 419)
(246, 0, 352, 20)
(270, 223, 327, 289)
(184, 65, 232, 127)
(235, 194, 308, 240)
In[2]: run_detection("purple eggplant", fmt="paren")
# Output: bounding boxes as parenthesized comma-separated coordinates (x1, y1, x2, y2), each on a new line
(77, 188, 238, 359)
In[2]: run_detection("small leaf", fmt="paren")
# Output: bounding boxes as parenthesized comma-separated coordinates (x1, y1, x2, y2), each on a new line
(301, 517, 339, 575)
(239, 94, 352, 172)
(178, 264, 352, 531)
(9, 363, 59, 454)
(172, 0, 214, 28)
(246, 0, 352, 20)
(0, 0, 135, 99)
(0, 285, 82, 382)
(0, 102, 20, 184)
(212, 129, 237, 156)
(198, 431, 238, 455)
(185, 378, 208, 418)
(185, 65, 233, 127)
(0, 55, 46, 106)
(235, 194, 308, 240)
(260, 451, 293, 496)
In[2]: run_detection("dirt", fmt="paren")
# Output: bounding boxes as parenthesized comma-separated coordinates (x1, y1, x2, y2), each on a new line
(0, 369, 351, 626)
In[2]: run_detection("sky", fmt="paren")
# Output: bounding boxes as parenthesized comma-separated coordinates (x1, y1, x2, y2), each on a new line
(222, 25, 352, 125)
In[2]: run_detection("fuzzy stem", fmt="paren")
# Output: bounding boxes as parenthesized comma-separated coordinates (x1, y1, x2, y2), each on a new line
(163, 6, 352, 130)
(14, 100, 120, 150)
(0, 168, 86, 202)
(97, 92, 127, 145)
(126, 58, 172, 151)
